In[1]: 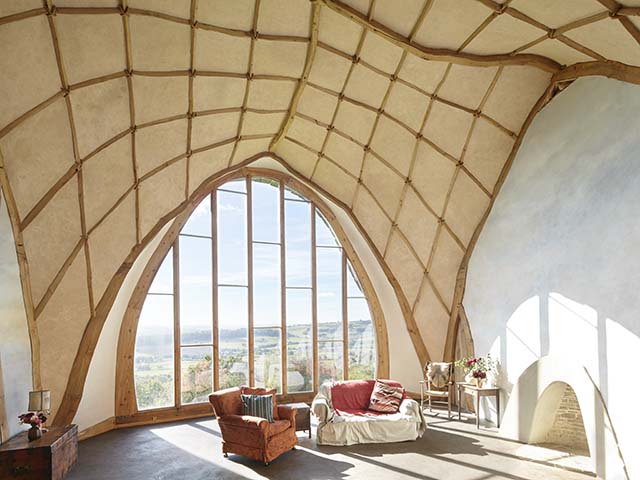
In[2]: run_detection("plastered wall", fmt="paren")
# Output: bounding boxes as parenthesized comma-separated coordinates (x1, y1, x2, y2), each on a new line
(465, 76, 640, 480)
(0, 190, 32, 441)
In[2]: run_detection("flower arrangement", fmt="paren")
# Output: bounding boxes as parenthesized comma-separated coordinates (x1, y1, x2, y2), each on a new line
(19, 412, 48, 441)
(19, 412, 47, 427)
(455, 355, 495, 386)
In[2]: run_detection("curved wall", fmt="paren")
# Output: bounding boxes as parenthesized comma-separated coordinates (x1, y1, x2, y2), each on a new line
(464, 77, 640, 479)
(0, 190, 32, 441)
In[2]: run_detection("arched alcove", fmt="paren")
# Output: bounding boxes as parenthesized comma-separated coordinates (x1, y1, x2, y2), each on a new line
(500, 355, 627, 480)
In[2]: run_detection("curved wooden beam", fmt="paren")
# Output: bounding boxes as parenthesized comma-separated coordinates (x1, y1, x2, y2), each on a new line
(320, 0, 562, 73)
(270, 1, 321, 151)
(115, 166, 390, 418)
(442, 82, 558, 362)
(55, 153, 404, 426)
(552, 60, 640, 86)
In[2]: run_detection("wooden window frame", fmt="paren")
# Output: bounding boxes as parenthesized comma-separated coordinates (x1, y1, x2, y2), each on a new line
(115, 168, 388, 425)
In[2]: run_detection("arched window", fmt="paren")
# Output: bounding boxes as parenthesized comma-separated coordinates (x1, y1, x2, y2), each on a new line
(133, 176, 377, 410)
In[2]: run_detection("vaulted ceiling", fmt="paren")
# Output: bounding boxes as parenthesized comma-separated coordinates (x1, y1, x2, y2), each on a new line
(1, 0, 639, 422)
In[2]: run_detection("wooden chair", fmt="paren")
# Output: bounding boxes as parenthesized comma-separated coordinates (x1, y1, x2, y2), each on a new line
(419, 362, 454, 418)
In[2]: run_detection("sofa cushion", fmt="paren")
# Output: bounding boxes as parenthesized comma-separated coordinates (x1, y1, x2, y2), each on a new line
(368, 380, 404, 413)
(241, 394, 274, 422)
(331, 379, 406, 415)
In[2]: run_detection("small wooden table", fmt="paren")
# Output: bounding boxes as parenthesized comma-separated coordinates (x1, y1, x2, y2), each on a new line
(0, 424, 78, 479)
(457, 383, 500, 429)
(287, 402, 311, 438)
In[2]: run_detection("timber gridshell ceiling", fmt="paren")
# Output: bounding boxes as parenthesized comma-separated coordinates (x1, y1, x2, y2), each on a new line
(1, 0, 639, 423)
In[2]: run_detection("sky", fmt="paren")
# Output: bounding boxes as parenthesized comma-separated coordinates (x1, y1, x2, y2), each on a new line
(138, 178, 372, 338)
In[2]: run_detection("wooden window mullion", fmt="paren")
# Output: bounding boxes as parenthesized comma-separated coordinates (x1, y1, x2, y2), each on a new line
(173, 239, 181, 408)
(311, 205, 318, 391)
(342, 249, 348, 381)
(247, 176, 255, 387)
(280, 182, 287, 394)
(212, 193, 219, 392)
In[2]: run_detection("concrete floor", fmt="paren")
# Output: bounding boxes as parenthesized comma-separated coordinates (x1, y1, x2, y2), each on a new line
(67, 413, 595, 480)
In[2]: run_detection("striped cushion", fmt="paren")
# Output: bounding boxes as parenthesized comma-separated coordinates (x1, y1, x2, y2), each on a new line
(368, 380, 404, 413)
(241, 394, 274, 422)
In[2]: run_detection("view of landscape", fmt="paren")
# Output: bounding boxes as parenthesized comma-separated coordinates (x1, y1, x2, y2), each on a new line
(134, 178, 377, 410)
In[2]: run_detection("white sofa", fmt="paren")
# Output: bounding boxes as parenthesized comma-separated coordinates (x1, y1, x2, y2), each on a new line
(311, 380, 426, 446)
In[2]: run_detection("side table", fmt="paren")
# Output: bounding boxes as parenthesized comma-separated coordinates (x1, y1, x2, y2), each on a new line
(0, 424, 78, 479)
(286, 402, 311, 438)
(457, 383, 500, 429)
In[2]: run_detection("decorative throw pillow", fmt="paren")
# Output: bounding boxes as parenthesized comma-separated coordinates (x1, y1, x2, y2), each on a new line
(368, 380, 404, 413)
(241, 394, 274, 422)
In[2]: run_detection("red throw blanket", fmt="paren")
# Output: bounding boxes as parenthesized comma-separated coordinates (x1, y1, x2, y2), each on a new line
(331, 379, 406, 417)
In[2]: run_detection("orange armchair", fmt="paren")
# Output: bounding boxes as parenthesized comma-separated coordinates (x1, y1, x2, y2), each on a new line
(208, 386, 298, 466)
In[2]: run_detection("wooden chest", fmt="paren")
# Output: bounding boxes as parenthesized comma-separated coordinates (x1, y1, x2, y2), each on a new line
(287, 402, 311, 438)
(0, 425, 78, 479)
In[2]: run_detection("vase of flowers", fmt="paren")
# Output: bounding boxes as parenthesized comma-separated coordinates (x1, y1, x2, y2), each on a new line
(455, 355, 495, 388)
(19, 412, 47, 441)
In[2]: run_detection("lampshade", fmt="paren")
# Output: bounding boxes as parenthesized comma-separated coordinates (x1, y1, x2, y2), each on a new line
(28, 390, 51, 412)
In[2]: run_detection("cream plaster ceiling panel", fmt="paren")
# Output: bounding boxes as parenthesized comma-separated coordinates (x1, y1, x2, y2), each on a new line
(133, 76, 189, 125)
(55, 13, 125, 85)
(2, 0, 640, 419)
(81, 135, 133, 230)
(0, 16, 60, 129)
(0, 99, 74, 219)
(413, 0, 492, 50)
(88, 192, 137, 300)
(135, 119, 188, 177)
(70, 77, 130, 159)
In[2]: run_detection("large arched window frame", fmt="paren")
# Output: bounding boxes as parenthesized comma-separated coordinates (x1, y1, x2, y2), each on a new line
(117, 169, 387, 416)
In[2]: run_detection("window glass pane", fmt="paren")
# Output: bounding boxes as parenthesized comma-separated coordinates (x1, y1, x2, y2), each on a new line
(217, 190, 247, 285)
(218, 286, 249, 389)
(134, 295, 175, 410)
(318, 341, 343, 386)
(253, 243, 281, 327)
(317, 247, 343, 340)
(346, 261, 363, 297)
(181, 346, 213, 404)
(179, 236, 213, 344)
(252, 178, 280, 243)
(220, 178, 247, 193)
(316, 211, 338, 247)
(286, 289, 312, 393)
(182, 196, 212, 237)
(285, 200, 311, 287)
(348, 298, 376, 380)
(149, 248, 173, 294)
(254, 328, 282, 393)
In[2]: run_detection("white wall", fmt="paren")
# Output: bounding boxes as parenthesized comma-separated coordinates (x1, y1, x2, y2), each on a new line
(73, 223, 170, 430)
(0, 190, 32, 441)
(465, 77, 640, 479)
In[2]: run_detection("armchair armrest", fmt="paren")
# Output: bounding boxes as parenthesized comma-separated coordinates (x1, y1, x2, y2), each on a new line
(277, 405, 297, 424)
(218, 414, 269, 433)
(311, 397, 333, 424)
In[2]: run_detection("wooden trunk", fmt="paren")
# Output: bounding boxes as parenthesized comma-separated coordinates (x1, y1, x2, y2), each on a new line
(0, 425, 78, 479)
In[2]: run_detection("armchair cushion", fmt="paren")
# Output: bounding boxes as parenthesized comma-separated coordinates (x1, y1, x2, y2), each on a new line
(209, 387, 243, 417)
(241, 386, 279, 420)
(241, 394, 274, 422)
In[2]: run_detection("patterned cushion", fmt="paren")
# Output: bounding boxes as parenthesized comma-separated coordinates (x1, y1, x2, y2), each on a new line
(368, 380, 404, 413)
(241, 394, 274, 422)
(426, 362, 452, 389)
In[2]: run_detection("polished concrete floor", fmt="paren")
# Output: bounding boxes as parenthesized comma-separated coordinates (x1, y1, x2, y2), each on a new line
(68, 413, 595, 480)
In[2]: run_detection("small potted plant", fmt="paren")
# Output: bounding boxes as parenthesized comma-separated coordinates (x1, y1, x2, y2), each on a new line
(455, 355, 495, 387)
(18, 412, 47, 441)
